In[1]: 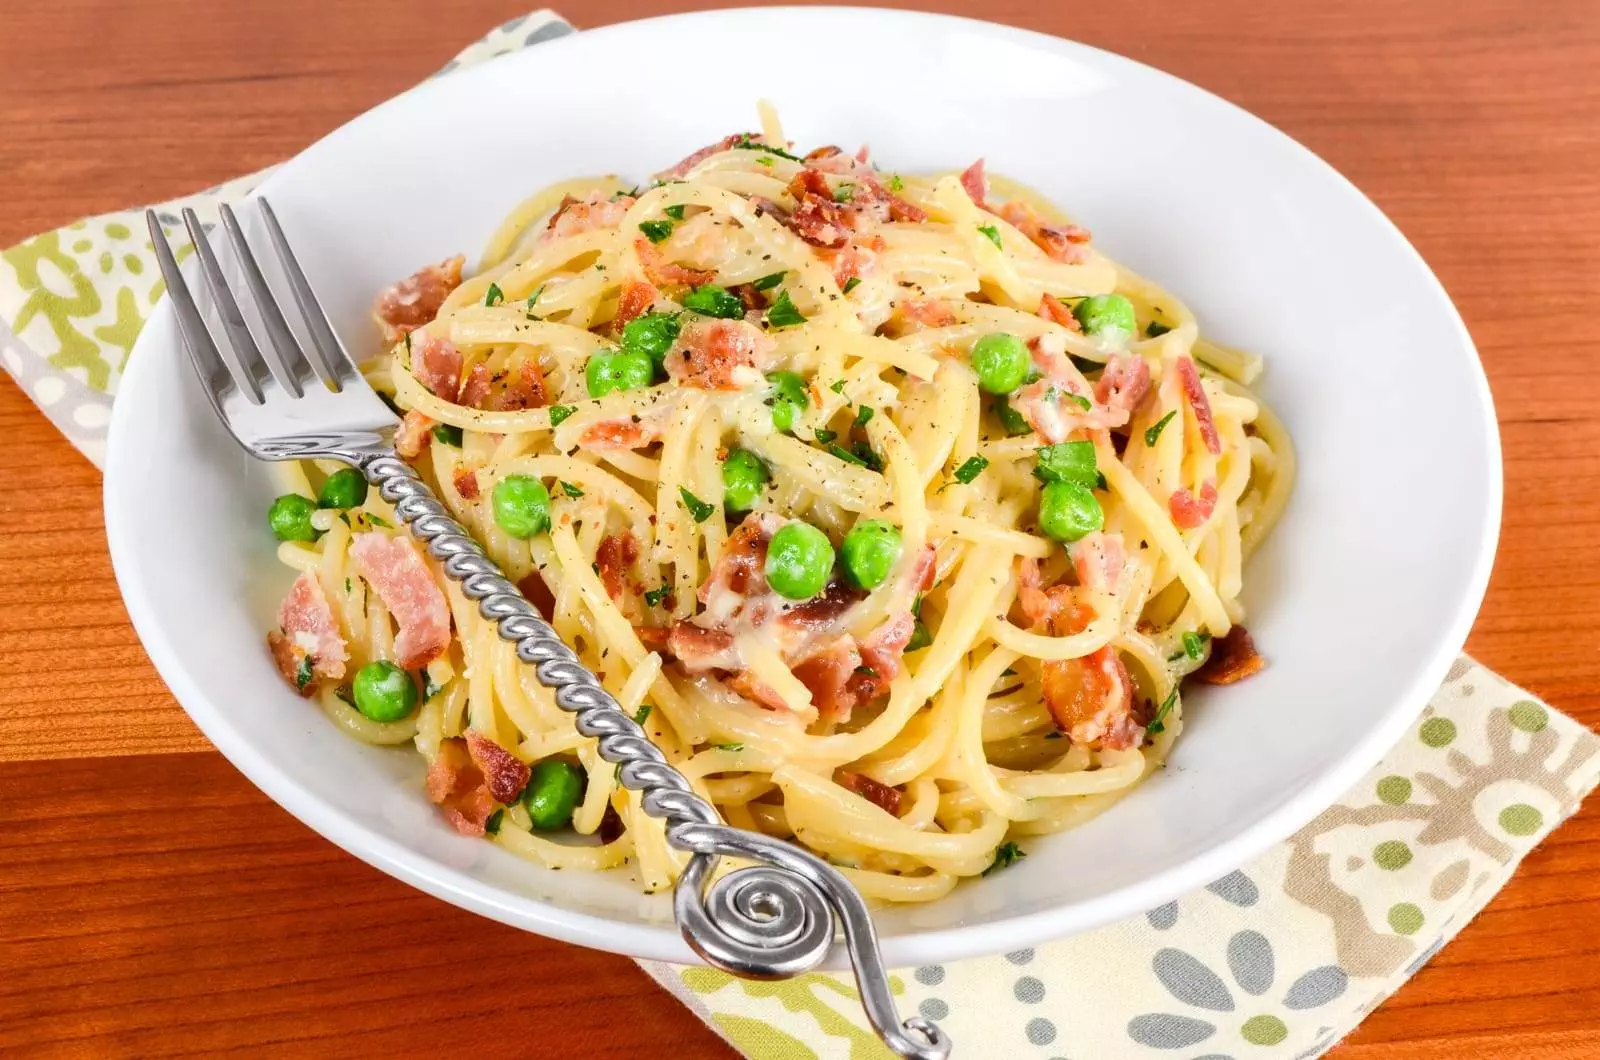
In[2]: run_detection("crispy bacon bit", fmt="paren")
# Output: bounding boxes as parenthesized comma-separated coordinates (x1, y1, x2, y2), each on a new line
(633, 623, 672, 653)
(492, 360, 548, 412)
(726, 670, 791, 713)
(634, 238, 715, 288)
(1016, 559, 1096, 637)
(579, 418, 661, 450)
(996, 202, 1092, 264)
(665, 317, 774, 391)
(1071, 532, 1127, 596)
(911, 544, 938, 593)
(517, 570, 556, 621)
(784, 168, 853, 249)
(394, 409, 434, 458)
(1096, 353, 1152, 422)
(349, 532, 451, 670)
(411, 333, 464, 401)
(850, 173, 926, 224)
(777, 580, 865, 635)
(729, 283, 764, 314)
(1037, 293, 1084, 333)
(657, 133, 756, 179)
(823, 234, 886, 290)
(667, 622, 741, 672)
(464, 729, 532, 804)
(698, 513, 780, 623)
(266, 573, 348, 695)
(959, 159, 990, 209)
(546, 193, 636, 241)
(1175, 356, 1222, 454)
(837, 771, 903, 816)
(373, 256, 464, 342)
(452, 467, 480, 500)
(804, 144, 845, 163)
(458, 362, 491, 408)
(1043, 646, 1140, 748)
(849, 612, 914, 701)
(895, 299, 958, 331)
(1194, 626, 1264, 685)
(792, 637, 864, 720)
(426, 739, 497, 837)
(1169, 479, 1219, 530)
(615, 280, 658, 328)
(597, 532, 640, 603)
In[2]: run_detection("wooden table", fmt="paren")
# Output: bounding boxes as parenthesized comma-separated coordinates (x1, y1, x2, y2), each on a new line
(2, 1, 1596, 1055)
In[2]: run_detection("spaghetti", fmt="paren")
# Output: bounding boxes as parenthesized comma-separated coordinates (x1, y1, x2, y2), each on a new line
(263, 104, 1294, 901)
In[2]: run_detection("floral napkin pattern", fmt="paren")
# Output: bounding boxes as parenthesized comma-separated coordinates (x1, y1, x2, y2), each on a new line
(3, 11, 1593, 1059)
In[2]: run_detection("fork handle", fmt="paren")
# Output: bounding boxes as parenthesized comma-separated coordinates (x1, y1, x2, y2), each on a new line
(337, 445, 950, 1060)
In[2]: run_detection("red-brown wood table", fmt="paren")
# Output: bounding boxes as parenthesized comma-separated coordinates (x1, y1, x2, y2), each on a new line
(2, 1, 1597, 1056)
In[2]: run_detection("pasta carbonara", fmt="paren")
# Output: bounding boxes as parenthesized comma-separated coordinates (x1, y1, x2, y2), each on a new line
(262, 104, 1294, 902)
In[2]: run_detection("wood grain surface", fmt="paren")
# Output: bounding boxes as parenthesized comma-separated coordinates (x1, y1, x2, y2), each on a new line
(1, 0, 1596, 1056)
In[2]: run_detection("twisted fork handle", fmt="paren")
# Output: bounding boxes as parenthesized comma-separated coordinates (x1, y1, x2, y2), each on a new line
(346, 446, 950, 1060)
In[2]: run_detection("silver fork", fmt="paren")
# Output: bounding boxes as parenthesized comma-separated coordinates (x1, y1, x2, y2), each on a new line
(146, 199, 949, 1060)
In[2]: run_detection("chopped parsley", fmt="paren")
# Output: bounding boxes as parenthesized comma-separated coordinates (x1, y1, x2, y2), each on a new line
(855, 405, 875, 427)
(644, 586, 671, 608)
(732, 136, 803, 162)
(842, 276, 862, 294)
(679, 486, 716, 523)
(484, 282, 504, 307)
(366, 514, 391, 528)
(828, 443, 867, 466)
(421, 669, 445, 700)
(1064, 392, 1092, 411)
(559, 480, 584, 498)
(853, 441, 883, 471)
(829, 379, 847, 394)
(294, 654, 314, 691)
(485, 808, 505, 835)
(833, 182, 855, 203)
(526, 284, 545, 309)
(978, 224, 1002, 249)
(432, 423, 463, 447)
(1147, 687, 1179, 735)
(716, 742, 746, 752)
(995, 396, 1032, 436)
(813, 428, 838, 444)
(1033, 440, 1098, 488)
(1146, 320, 1173, 338)
(755, 156, 775, 168)
(752, 270, 786, 291)
(634, 704, 653, 725)
(638, 219, 674, 243)
(983, 841, 1027, 875)
(765, 289, 808, 328)
(344, 578, 352, 593)
(886, 173, 904, 193)
(547, 404, 576, 427)
(1182, 630, 1211, 660)
(906, 617, 933, 652)
(953, 455, 989, 484)
(1144, 410, 1178, 446)
(663, 204, 687, 221)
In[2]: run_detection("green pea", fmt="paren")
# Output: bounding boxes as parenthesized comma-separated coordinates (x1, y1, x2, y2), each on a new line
(317, 468, 369, 510)
(492, 475, 552, 538)
(523, 758, 585, 830)
(969, 332, 1031, 394)
(351, 660, 418, 722)
(620, 311, 681, 370)
(764, 521, 835, 600)
(840, 520, 902, 590)
(722, 449, 769, 511)
(681, 284, 746, 320)
(268, 494, 320, 542)
(1072, 294, 1137, 338)
(767, 371, 809, 433)
(586, 348, 655, 398)
(1038, 480, 1104, 543)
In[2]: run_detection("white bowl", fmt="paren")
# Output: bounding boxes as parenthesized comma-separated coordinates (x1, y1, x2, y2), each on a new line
(104, 7, 1500, 967)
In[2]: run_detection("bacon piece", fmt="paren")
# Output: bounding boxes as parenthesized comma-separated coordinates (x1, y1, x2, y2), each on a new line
(1042, 645, 1140, 749)
(634, 623, 672, 653)
(517, 570, 556, 621)
(615, 280, 658, 328)
(777, 580, 865, 636)
(729, 283, 764, 314)
(657, 133, 756, 179)
(266, 573, 348, 695)
(1017, 559, 1095, 637)
(373, 255, 464, 342)
(792, 637, 865, 720)
(1070, 532, 1127, 596)
(350, 533, 451, 669)
(895, 299, 957, 331)
(1096, 353, 1151, 422)
(785, 173, 853, 248)
(1169, 479, 1219, 530)
(634, 238, 715, 288)
(822, 234, 886, 290)
(464, 729, 531, 804)
(665, 317, 774, 391)
(804, 144, 845, 164)
(850, 173, 926, 224)
(452, 467, 480, 500)
(546, 193, 636, 241)
(579, 418, 661, 450)
(395, 409, 434, 458)
(959, 159, 990, 209)
(847, 612, 914, 704)
(458, 362, 491, 408)
(410, 333, 464, 401)
(666, 622, 741, 672)
(698, 512, 781, 622)
(1037, 293, 1083, 333)
(996, 202, 1092, 264)
(425, 739, 497, 837)
(837, 771, 903, 816)
(1174, 356, 1222, 454)
(726, 670, 791, 713)
(596, 532, 640, 603)
(911, 544, 938, 593)
(1194, 626, 1264, 685)
(490, 360, 548, 412)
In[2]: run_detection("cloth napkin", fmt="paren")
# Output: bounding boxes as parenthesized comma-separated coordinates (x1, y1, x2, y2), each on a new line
(4, 11, 1594, 1058)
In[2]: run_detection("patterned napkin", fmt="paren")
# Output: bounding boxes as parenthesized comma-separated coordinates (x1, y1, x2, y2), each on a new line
(4, 11, 1594, 1058)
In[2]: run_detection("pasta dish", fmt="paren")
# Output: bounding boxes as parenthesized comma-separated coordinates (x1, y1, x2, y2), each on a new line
(261, 105, 1293, 903)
